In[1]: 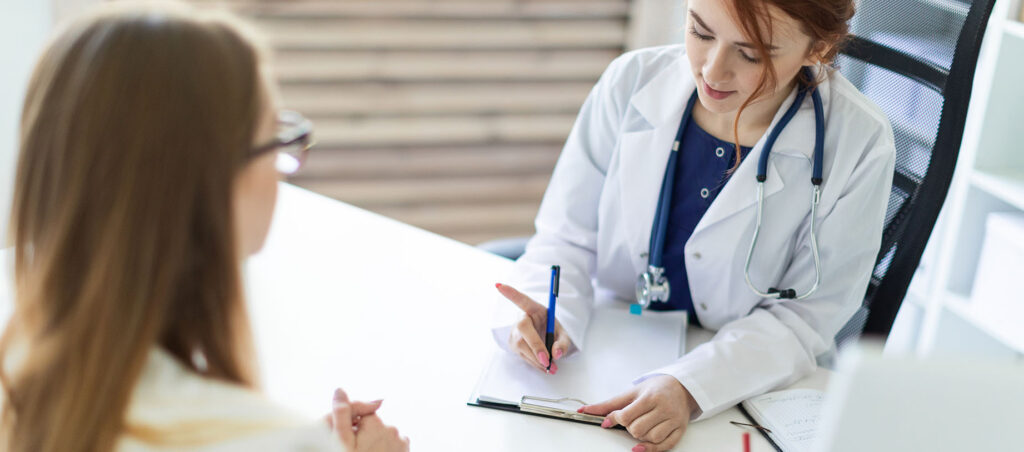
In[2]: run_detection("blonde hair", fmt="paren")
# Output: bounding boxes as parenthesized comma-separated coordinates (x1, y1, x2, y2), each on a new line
(1, 3, 269, 451)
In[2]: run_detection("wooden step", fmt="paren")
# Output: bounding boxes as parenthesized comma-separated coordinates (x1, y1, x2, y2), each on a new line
(346, 202, 538, 246)
(255, 18, 626, 50)
(278, 81, 593, 116)
(449, 231, 531, 247)
(292, 145, 561, 180)
(184, 0, 623, 246)
(273, 49, 617, 83)
(232, 1, 628, 20)
(294, 174, 551, 207)
(310, 114, 576, 147)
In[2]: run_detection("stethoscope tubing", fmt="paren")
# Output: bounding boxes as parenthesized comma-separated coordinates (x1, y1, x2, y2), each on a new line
(743, 67, 824, 300)
(641, 66, 825, 306)
(649, 94, 700, 270)
(743, 184, 822, 300)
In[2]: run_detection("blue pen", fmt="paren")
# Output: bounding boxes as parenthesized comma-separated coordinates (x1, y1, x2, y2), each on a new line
(546, 265, 560, 372)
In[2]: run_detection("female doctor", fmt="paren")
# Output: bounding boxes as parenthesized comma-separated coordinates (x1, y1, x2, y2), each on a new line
(494, 0, 895, 450)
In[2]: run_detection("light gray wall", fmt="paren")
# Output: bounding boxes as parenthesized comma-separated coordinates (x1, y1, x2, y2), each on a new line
(0, 2, 52, 244)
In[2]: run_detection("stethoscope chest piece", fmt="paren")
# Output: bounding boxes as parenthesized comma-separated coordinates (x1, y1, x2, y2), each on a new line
(635, 265, 670, 308)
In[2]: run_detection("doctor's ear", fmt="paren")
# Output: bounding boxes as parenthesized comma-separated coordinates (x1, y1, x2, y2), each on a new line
(802, 40, 833, 67)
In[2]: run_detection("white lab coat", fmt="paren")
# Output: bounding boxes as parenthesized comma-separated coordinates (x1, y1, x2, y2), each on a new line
(501, 44, 896, 420)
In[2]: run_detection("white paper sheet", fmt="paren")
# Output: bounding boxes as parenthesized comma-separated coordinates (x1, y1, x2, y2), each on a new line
(473, 308, 687, 406)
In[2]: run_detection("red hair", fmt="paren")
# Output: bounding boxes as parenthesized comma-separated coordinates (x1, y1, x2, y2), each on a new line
(727, 0, 855, 171)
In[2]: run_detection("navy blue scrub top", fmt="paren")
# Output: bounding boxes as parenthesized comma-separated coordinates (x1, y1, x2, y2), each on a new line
(647, 115, 752, 326)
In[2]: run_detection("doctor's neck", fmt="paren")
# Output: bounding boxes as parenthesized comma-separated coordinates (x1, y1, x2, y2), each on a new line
(684, 0, 854, 169)
(693, 77, 799, 148)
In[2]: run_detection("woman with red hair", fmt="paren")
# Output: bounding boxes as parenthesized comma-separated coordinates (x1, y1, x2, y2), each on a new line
(495, 0, 894, 450)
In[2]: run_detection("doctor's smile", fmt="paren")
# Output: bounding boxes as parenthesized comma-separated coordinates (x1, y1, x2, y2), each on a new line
(701, 80, 735, 101)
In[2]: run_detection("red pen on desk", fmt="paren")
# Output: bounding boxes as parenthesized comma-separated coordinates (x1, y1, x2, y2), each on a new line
(743, 432, 751, 452)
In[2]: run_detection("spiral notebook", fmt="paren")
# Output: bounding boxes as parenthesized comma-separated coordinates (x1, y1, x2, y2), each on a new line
(467, 307, 687, 426)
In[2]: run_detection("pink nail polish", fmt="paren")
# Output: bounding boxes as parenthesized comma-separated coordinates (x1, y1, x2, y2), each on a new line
(601, 418, 612, 428)
(554, 349, 563, 359)
(538, 352, 549, 367)
(495, 283, 502, 289)
(632, 446, 647, 452)
(577, 407, 585, 413)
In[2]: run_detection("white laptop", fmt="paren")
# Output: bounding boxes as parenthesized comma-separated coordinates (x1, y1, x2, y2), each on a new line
(812, 345, 1024, 452)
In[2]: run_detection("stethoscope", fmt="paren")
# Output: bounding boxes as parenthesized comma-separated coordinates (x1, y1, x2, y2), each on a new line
(635, 66, 824, 309)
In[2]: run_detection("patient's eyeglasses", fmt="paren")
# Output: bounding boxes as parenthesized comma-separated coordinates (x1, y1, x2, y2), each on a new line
(248, 110, 315, 175)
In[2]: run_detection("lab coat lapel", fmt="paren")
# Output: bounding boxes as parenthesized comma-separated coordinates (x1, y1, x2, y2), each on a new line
(690, 129, 785, 237)
(618, 57, 693, 271)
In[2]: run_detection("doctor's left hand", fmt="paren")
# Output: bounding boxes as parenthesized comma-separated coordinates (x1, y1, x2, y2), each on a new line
(580, 375, 697, 452)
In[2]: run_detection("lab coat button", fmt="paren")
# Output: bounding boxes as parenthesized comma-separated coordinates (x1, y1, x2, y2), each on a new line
(700, 188, 709, 198)
(700, 303, 708, 310)
(692, 252, 701, 260)
(715, 147, 725, 157)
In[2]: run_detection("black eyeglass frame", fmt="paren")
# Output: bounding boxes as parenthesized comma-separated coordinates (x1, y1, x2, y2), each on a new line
(248, 110, 314, 173)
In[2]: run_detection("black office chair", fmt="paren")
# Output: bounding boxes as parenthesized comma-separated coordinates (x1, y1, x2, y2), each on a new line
(833, 0, 996, 344)
(479, 0, 998, 345)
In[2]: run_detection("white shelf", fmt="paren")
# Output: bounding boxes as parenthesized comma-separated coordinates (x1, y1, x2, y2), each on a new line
(906, 274, 932, 308)
(970, 170, 1024, 211)
(942, 292, 975, 324)
(916, 0, 1024, 361)
(1005, 20, 1024, 40)
(942, 292, 1024, 355)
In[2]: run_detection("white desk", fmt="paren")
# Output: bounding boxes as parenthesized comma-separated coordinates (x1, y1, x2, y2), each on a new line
(0, 183, 829, 450)
(244, 184, 829, 451)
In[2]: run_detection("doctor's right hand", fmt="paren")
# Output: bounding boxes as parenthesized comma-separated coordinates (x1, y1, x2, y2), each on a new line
(496, 283, 573, 375)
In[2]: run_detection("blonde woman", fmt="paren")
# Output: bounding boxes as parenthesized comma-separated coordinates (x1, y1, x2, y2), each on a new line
(0, 3, 408, 452)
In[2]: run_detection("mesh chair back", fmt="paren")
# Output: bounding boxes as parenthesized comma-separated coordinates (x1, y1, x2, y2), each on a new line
(834, 0, 997, 345)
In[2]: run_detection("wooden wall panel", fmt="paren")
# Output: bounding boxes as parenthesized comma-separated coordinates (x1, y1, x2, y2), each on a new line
(191, 0, 631, 244)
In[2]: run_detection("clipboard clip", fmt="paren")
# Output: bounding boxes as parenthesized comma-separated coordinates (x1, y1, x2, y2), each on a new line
(519, 396, 606, 424)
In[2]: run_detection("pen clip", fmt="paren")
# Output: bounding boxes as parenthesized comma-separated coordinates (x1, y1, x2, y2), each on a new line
(730, 421, 773, 434)
(550, 265, 560, 296)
